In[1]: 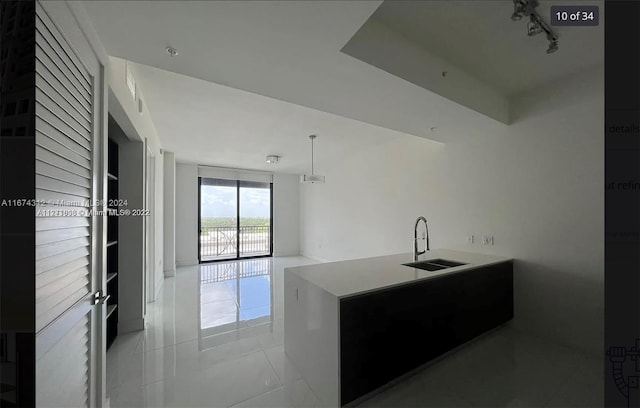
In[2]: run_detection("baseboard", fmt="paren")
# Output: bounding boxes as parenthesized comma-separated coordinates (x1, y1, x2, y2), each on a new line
(118, 318, 144, 334)
(176, 259, 197, 267)
(273, 250, 300, 257)
(154, 277, 164, 301)
(164, 268, 176, 277)
(300, 252, 331, 263)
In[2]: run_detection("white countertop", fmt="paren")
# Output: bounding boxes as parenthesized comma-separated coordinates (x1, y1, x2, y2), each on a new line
(285, 249, 512, 298)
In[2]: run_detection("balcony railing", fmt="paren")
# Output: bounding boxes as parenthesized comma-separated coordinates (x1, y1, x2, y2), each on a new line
(200, 225, 270, 260)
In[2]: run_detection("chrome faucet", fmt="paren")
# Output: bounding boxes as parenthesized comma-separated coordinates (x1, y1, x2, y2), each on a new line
(413, 216, 429, 261)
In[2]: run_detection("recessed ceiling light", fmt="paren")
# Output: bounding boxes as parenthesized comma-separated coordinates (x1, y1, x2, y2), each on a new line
(266, 155, 280, 164)
(166, 46, 179, 56)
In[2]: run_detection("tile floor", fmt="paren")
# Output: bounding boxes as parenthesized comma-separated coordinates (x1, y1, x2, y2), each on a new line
(106, 256, 602, 408)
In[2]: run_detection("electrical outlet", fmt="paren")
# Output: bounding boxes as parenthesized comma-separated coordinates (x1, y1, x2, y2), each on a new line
(482, 236, 494, 245)
(466, 235, 474, 244)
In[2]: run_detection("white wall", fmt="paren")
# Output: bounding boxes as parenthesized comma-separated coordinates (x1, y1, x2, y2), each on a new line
(273, 174, 300, 256)
(299, 65, 604, 354)
(163, 152, 176, 276)
(299, 136, 445, 262)
(175, 163, 199, 266)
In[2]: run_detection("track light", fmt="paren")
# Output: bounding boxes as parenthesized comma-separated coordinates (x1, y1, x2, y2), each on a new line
(546, 32, 559, 53)
(527, 15, 543, 36)
(511, 1, 525, 20)
(510, 0, 559, 54)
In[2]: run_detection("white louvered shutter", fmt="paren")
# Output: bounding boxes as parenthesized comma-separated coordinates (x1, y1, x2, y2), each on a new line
(34, 2, 97, 407)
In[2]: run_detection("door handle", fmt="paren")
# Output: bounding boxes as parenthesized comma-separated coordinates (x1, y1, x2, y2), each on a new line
(94, 291, 111, 305)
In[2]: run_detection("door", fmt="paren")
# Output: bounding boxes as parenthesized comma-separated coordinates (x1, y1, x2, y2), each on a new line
(238, 181, 272, 258)
(199, 178, 239, 261)
(34, 2, 105, 406)
(199, 178, 272, 262)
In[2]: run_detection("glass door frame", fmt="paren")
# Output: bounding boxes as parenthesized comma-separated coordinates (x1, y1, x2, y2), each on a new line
(198, 177, 274, 263)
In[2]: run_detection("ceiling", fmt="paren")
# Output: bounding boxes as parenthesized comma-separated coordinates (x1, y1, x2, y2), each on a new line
(130, 61, 424, 173)
(366, 0, 604, 97)
(80, 0, 603, 171)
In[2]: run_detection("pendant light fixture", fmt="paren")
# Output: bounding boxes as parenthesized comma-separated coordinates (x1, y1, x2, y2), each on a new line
(300, 135, 325, 184)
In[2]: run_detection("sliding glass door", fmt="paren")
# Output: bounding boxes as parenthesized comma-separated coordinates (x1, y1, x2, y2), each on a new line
(199, 178, 272, 262)
(239, 181, 272, 257)
(200, 178, 238, 260)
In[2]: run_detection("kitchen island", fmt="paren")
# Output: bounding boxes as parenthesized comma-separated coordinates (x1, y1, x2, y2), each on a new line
(283, 249, 513, 407)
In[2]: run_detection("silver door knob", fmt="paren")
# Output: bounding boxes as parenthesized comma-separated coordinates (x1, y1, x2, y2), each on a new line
(94, 291, 111, 305)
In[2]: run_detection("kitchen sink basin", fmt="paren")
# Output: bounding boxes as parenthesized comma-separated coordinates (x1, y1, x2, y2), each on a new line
(403, 258, 467, 272)
(424, 259, 466, 267)
(403, 261, 447, 271)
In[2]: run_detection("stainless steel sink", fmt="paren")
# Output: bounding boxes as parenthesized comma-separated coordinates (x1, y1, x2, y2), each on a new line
(403, 258, 467, 272)
(425, 259, 467, 267)
(403, 261, 447, 271)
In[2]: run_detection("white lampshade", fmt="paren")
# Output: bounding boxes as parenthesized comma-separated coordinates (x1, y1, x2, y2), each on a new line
(300, 174, 325, 184)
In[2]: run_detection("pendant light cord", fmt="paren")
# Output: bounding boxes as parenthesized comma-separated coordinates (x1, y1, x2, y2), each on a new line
(311, 137, 314, 175)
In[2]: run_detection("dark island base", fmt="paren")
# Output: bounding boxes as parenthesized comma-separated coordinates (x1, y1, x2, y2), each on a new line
(339, 261, 513, 405)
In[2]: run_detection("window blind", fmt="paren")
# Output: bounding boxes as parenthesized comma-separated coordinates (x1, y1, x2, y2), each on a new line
(198, 165, 273, 184)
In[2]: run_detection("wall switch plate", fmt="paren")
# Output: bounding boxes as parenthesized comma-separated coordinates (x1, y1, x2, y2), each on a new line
(482, 236, 494, 245)
(466, 235, 474, 244)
